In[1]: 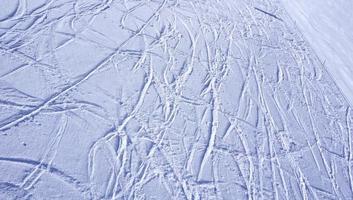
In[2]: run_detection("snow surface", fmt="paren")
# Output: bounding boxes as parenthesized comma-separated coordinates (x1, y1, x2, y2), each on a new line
(0, 0, 352, 199)
(282, 0, 353, 107)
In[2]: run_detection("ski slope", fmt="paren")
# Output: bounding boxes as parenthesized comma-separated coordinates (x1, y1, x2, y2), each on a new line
(282, 0, 353, 107)
(0, 0, 352, 199)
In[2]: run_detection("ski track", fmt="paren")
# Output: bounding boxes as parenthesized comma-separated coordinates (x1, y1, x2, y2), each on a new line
(0, 0, 352, 199)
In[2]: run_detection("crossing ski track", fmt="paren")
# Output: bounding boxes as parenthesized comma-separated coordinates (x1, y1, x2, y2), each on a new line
(0, 0, 352, 199)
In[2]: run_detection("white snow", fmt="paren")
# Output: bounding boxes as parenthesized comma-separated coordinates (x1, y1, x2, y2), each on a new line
(282, 0, 353, 106)
(0, 0, 352, 199)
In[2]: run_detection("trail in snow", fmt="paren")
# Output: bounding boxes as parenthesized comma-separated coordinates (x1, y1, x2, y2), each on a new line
(0, 0, 352, 199)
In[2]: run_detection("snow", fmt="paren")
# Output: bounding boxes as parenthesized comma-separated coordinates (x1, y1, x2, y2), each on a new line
(0, 0, 352, 199)
(282, 0, 353, 106)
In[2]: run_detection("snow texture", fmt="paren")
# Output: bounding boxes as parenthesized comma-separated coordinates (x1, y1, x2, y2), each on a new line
(0, 0, 352, 199)
(282, 0, 353, 107)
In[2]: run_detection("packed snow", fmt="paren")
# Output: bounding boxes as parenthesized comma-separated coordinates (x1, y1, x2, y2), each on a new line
(0, 0, 352, 199)
(282, 0, 353, 107)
